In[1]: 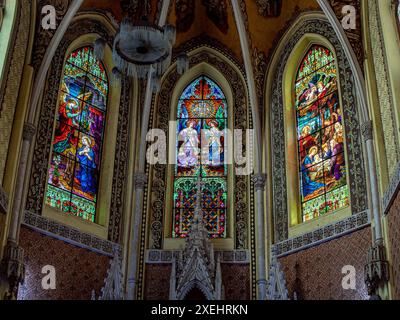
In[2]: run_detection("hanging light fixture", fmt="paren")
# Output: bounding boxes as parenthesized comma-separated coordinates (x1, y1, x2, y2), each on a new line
(112, 0, 176, 79)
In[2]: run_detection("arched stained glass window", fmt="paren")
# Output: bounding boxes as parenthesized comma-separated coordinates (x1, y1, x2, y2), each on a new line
(45, 46, 108, 222)
(295, 45, 349, 222)
(173, 76, 227, 238)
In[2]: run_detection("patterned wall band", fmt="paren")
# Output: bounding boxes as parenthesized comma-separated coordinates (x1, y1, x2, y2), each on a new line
(146, 249, 250, 264)
(23, 211, 119, 257)
(274, 210, 370, 257)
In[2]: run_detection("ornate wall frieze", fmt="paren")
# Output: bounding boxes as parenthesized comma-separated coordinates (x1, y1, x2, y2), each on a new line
(252, 47, 268, 122)
(271, 19, 368, 242)
(108, 76, 131, 243)
(146, 249, 250, 264)
(23, 211, 119, 256)
(274, 210, 370, 257)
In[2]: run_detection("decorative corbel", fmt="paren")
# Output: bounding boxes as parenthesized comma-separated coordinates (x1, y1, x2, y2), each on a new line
(1, 241, 25, 300)
(364, 243, 389, 299)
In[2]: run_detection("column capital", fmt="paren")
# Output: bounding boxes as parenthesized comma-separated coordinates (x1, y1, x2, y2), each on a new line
(22, 122, 36, 142)
(133, 172, 147, 190)
(253, 173, 267, 191)
(361, 120, 373, 142)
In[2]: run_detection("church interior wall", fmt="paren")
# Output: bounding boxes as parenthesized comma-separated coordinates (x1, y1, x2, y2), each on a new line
(0, 0, 399, 301)
(17, 226, 110, 300)
(278, 226, 371, 300)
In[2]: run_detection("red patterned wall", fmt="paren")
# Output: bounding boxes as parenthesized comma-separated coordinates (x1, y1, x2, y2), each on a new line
(144, 264, 172, 300)
(143, 264, 250, 300)
(221, 264, 250, 300)
(279, 227, 372, 300)
(18, 226, 110, 300)
(387, 190, 400, 299)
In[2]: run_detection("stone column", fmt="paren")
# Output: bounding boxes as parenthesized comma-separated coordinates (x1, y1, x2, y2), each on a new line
(253, 173, 267, 300)
(361, 120, 382, 243)
(361, 121, 389, 298)
(126, 172, 147, 300)
(7, 123, 36, 242)
(1, 122, 35, 300)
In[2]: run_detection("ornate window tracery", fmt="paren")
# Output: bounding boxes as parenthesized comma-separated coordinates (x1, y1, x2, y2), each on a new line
(45, 46, 109, 222)
(295, 45, 349, 222)
(173, 76, 227, 238)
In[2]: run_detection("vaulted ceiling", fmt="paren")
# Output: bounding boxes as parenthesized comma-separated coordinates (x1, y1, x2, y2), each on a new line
(80, 0, 321, 62)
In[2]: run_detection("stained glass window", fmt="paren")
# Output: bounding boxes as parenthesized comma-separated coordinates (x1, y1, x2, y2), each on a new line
(45, 46, 108, 222)
(173, 76, 227, 238)
(295, 45, 350, 222)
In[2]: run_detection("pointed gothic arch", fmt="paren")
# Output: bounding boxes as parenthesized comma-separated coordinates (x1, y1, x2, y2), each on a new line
(267, 16, 368, 242)
(24, 19, 135, 243)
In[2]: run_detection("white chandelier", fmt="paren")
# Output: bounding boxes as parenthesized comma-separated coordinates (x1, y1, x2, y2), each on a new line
(112, 16, 176, 79)
(94, 1, 190, 84)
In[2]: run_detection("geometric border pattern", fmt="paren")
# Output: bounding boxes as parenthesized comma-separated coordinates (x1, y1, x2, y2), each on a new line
(146, 249, 250, 264)
(23, 211, 118, 257)
(274, 210, 370, 257)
